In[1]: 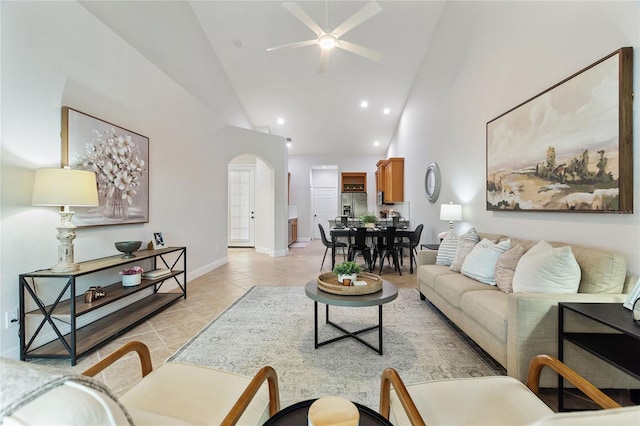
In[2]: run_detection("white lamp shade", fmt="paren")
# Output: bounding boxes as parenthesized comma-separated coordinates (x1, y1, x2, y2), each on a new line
(440, 203, 462, 222)
(32, 168, 99, 207)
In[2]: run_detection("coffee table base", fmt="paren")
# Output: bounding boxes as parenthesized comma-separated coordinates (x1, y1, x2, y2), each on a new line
(314, 302, 384, 355)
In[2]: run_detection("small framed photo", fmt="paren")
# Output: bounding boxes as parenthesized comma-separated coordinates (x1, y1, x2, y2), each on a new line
(152, 232, 166, 250)
(623, 278, 640, 310)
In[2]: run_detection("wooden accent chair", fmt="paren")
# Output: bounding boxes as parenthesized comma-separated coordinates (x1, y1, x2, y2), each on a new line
(83, 341, 280, 425)
(380, 354, 639, 426)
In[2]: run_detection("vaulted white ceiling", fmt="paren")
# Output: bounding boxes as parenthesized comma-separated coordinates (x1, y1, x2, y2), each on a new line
(81, 1, 445, 155)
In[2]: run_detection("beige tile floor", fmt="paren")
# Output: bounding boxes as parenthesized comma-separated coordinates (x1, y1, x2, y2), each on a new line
(35, 239, 419, 395)
(32, 240, 634, 411)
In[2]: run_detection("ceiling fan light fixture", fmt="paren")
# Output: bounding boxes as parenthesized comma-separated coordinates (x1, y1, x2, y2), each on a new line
(318, 34, 337, 50)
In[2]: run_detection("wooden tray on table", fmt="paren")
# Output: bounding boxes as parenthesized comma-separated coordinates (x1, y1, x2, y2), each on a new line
(317, 272, 382, 295)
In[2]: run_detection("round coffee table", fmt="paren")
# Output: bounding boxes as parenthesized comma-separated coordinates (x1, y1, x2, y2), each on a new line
(304, 279, 398, 355)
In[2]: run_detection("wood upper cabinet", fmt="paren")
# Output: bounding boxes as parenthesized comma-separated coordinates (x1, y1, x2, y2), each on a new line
(341, 172, 366, 192)
(376, 160, 386, 194)
(378, 157, 404, 203)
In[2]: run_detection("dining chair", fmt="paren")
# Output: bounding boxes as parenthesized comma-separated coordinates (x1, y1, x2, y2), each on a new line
(398, 224, 423, 274)
(318, 223, 347, 271)
(348, 227, 373, 271)
(372, 226, 401, 275)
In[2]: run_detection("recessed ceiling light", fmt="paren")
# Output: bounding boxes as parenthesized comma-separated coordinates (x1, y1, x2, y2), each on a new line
(360, 100, 368, 108)
(277, 118, 284, 125)
(383, 108, 390, 115)
(374, 141, 379, 146)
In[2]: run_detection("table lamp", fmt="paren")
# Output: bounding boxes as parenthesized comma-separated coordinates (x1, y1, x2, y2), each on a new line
(440, 202, 462, 230)
(32, 167, 99, 272)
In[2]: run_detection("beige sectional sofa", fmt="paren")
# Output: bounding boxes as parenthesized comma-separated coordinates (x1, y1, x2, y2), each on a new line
(416, 232, 639, 389)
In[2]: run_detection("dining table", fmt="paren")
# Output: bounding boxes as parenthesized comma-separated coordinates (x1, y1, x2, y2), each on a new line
(330, 226, 414, 272)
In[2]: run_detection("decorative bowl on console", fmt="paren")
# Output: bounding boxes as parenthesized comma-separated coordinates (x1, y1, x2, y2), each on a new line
(114, 241, 142, 259)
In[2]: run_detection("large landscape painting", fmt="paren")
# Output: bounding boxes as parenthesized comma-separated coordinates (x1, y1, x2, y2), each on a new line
(486, 48, 633, 213)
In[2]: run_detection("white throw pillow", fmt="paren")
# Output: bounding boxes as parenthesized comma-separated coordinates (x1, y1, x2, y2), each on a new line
(461, 238, 511, 285)
(512, 241, 581, 293)
(435, 231, 458, 266)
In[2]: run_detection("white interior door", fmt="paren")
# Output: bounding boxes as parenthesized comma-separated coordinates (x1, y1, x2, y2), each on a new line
(228, 166, 255, 247)
(312, 187, 338, 239)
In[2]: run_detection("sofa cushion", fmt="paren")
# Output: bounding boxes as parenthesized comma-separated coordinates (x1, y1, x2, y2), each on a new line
(556, 243, 627, 294)
(449, 228, 480, 272)
(418, 264, 457, 291)
(495, 244, 526, 293)
(512, 241, 580, 294)
(434, 274, 500, 309)
(461, 290, 509, 343)
(461, 239, 511, 285)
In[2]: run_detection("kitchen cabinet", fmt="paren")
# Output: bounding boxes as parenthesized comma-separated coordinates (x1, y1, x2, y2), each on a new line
(288, 218, 298, 246)
(341, 172, 366, 192)
(19, 247, 186, 365)
(377, 157, 404, 203)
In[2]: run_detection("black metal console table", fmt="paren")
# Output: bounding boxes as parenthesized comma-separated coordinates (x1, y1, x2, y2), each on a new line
(557, 302, 640, 410)
(19, 246, 186, 365)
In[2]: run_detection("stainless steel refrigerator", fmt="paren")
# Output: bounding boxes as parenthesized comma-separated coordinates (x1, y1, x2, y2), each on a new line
(341, 193, 368, 218)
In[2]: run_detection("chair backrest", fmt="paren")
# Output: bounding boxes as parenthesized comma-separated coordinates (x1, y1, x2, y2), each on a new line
(410, 224, 424, 246)
(352, 227, 369, 249)
(318, 223, 332, 247)
(381, 227, 397, 250)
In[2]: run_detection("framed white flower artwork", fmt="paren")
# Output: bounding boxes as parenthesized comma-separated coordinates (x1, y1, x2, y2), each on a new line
(62, 107, 149, 226)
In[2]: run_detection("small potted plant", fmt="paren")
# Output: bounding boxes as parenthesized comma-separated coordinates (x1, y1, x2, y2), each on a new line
(333, 261, 362, 285)
(120, 266, 144, 287)
(360, 213, 379, 228)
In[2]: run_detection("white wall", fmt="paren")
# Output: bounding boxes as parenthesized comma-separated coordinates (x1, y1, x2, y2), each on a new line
(0, 2, 263, 358)
(388, 1, 640, 274)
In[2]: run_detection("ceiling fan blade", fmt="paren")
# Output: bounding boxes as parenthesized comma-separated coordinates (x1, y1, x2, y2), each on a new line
(337, 40, 382, 62)
(283, 2, 324, 37)
(318, 49, 330, 73)
(331, 1, 382, 38)
(266, 39, 317, 52)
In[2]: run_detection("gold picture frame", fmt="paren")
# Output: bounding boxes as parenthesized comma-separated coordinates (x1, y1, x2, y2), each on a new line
(486, 47, 633, 213)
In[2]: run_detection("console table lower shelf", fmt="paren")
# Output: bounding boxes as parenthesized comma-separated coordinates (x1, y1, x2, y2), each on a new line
(25, 292, 183, 359)
(20, 246, 187, 365)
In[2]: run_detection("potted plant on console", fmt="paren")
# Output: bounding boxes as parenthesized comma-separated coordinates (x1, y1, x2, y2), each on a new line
(360, 213, 378, 228)
(120, 266, 144, 287)
(333, 261, 362, 286)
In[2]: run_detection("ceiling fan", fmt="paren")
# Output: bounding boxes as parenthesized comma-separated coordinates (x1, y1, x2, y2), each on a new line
(267, 1, 383, 73)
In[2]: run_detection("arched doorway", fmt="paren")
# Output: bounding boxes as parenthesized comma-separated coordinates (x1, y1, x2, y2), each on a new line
(218, 125, 288, 256)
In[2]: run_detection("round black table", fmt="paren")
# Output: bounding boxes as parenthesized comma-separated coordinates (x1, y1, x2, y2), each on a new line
(305, 279, 398, 355)
(263, 399, 393, 425)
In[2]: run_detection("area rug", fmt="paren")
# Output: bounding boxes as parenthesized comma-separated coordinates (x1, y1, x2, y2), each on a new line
(169, 286, 504, 409)
(290, 242, 309, 248)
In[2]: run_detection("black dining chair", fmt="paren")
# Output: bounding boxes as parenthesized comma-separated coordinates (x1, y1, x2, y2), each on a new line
(372, 226, 401, 275)
(348, 227, 372, 272)
(319, 223, 347, 271)
(398, 224, 423, 274)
